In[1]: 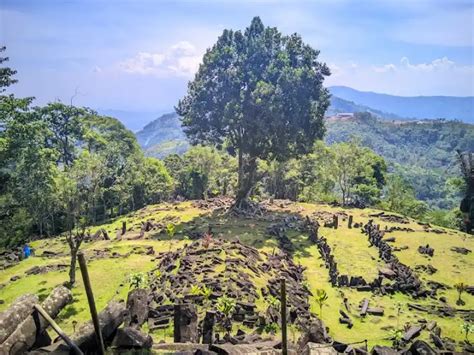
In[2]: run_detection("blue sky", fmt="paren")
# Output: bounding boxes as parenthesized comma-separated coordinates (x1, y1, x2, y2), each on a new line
(1, 0, 473, 112)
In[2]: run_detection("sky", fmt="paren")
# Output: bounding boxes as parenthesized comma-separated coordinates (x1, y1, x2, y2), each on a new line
(0, 0, 473, 113)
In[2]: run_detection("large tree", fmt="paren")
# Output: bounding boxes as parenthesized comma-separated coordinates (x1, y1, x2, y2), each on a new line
(176, 17, 330, 209)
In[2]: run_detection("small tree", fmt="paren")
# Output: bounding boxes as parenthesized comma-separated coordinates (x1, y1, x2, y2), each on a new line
(166, 223, 176, 238)
(129, 272, 148, 289)
(314, 289, 328, 320)
(461, 322, 474, 343)
(454, 282, 467, 306)
(216, 295, 236, 336)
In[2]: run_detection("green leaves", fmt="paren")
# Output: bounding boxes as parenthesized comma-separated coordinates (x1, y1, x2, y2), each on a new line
(177, 17, 330, 204)
(216, 295, 236, 317)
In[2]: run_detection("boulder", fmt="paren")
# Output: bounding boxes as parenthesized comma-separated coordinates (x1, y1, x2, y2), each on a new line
(174, 304, 199, 343)
(302, 342, 337, 355)
(125, 288, 149, 328)
(0, 286, 72, 355)
(70, 300, 127, 352)
(297, 319, 330, 351)
(111, 326, 153, 349)
(0, 293, 39, 343)
(408, 340, 436, 355)
(371, 345, 398, 355)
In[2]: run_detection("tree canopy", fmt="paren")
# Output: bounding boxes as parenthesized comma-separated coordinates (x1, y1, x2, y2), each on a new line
(177, 17, 331, 209)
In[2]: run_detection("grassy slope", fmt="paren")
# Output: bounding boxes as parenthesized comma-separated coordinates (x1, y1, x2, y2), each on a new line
(0, 201, 472, 348)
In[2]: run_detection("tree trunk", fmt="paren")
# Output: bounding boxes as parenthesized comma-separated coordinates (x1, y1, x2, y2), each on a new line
(232, 157, 258, 210)
(69, 248, 77, 286)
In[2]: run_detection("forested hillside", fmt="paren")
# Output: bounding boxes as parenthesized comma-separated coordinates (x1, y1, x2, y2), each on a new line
(136, 112, 473, 211)
(326, 113, 474, 209)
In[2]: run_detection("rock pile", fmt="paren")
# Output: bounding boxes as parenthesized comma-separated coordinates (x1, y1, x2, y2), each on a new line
(363, 220, 426, 297)
(146, 238, 313, 339)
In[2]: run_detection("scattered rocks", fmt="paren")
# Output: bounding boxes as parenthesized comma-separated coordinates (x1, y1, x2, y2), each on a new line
(451, 246, 471, 255)
(418, 244, 434, 257)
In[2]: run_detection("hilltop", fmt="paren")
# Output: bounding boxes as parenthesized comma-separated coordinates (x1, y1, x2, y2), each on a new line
(1, 200, 472, 352)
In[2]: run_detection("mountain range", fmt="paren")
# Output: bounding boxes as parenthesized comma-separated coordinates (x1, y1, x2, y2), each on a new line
(329, 86, 474, 123)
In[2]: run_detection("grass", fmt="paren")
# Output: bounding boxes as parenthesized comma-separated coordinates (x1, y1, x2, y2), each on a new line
(0, 200, 472, 350)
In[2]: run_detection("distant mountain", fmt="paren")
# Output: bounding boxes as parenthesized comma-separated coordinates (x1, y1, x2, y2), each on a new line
(329, 86, 474, 123)
(96, 109, 168, 132)
(135, 112, 189, 159)
(327, 96, 401, 120)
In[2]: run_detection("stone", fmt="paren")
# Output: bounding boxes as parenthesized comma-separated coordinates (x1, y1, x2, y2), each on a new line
(111, 326, 153, 349)
(408, 340, 436, 355)
(360, 299, 369, 317)
(0, 286, 72, 355)
(297, 318, 330, 351)
(403, 325, 422, 342)
(302, 342, 337, 355)
(174, 304, 199, 343)
(370, 345, 398, 355)
(450, 246, 471, 255)
(202, 311, 216, 344)
(0, 293, 39, 343)
(366, 307, 384, 316)
(125, 288, 149, 328)
(70, 301, 127, 352)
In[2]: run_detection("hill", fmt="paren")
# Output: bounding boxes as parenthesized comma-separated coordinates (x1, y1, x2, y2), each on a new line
(329, 86, 474, 123)
(136, 112, 190, 158)
(1, 200, 472, 351)
(325, 114, 474, 209)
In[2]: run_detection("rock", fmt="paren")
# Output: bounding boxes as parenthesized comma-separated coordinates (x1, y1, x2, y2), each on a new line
(71, 301, 127, 352)
(0, 286, 72, 355)
(408, 340, 436, 355)
(403, 325, 422, 342)
(0, 293, 39, 343)
(174, 304, 199, 343)
(111, 326, 153, 349)
(450, 246, 471, 255)
(302, 342, 338, 354)
(360, 299, 369, 317)
(297, 318, 330, 350)
(125, 288, 149, 328)
(370, 345, 398, 354)
(418, 245, 434, 257)
(426, 321, 437, 331)
(366, 307, 384, 316)
(429, 333, 444, 349)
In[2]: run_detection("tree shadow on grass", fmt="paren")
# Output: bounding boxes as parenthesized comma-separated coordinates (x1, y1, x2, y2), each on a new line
(143, 202, 316, 259)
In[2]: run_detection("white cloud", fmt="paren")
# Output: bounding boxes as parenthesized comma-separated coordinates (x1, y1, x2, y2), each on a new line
(119, 41, 202, 77)
(326, 57, 474, 96)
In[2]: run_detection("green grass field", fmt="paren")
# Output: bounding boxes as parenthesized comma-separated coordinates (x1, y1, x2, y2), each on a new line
(1, 200, 472, 349)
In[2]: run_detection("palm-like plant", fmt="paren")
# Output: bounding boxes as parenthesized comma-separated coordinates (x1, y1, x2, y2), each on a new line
(166, 223, 176, 238)
(314, 289, 328, 320)
(461, 322, 474, 343)
(216, 295, 236, 336)
(190, 285, 202, 296)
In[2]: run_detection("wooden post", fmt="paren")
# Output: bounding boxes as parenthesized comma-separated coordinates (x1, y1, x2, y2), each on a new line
(78, 252, 105, 355)
(174, 304, 181, 343)
(333, 215, 338, 229)
(121, 221, 127, 235)
(280, 278, 288, 355)
(33, 304, 84, 355)
(348, 215, 353, 229)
